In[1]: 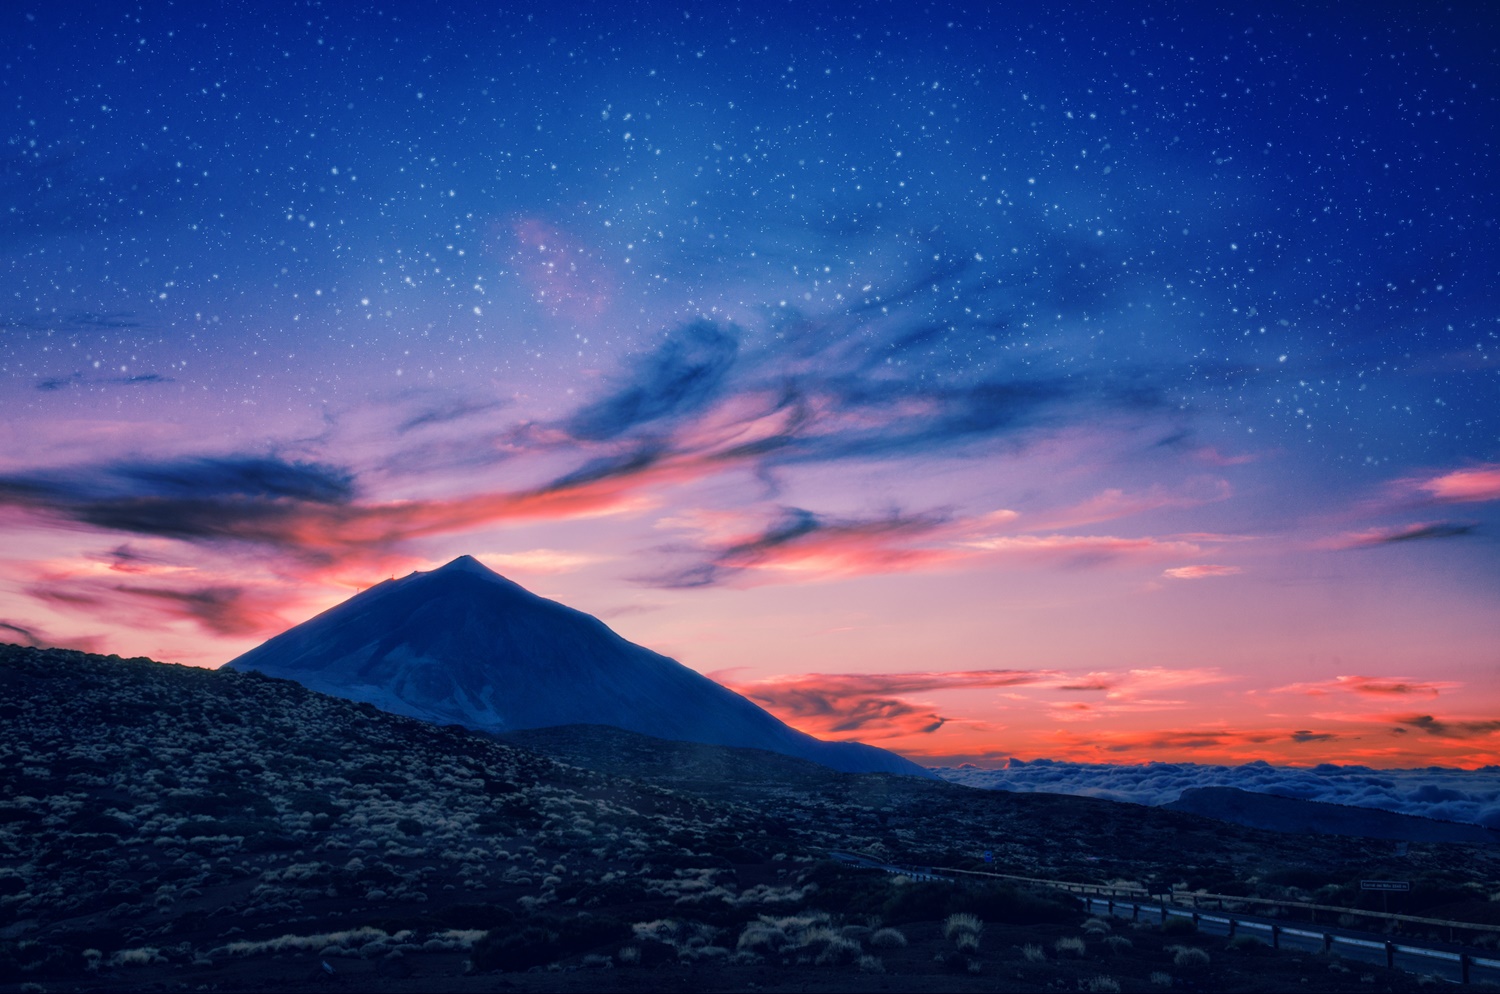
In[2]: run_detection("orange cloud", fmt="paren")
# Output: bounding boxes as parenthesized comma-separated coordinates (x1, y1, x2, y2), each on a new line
(1053, 727, 1284, 755)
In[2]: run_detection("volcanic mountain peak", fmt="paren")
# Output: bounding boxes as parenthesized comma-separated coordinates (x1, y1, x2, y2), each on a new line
(432, 554, 512, 580)
(227, 555, 929, 778)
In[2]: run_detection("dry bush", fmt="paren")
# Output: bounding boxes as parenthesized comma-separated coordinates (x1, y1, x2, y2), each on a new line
(813, 936, 861, 966)
(1053, 936, 1086, 958)
(1021, 943, 1046, 962)
(1149, 971, 1173, 986)
(1102, 934, 1133, 953)
(1082, 916, 1112, 934)
(870, 927, 907, 949)
(858, 954, 884, 973)
(1172, 945, 1210, 969)
(943, 912, 983, 941)
(1082, 977, 1121, 993)
(736, 922, 787, 953)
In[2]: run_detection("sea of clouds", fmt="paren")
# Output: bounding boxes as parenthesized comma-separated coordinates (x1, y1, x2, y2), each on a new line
(934, 760, 1500, 828)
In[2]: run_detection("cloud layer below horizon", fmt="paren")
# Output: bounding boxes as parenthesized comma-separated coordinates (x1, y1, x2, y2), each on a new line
(937, 760, 1500, 829)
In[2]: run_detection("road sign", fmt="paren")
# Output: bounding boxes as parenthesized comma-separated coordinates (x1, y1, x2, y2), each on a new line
(1360, 880, 1410, 892)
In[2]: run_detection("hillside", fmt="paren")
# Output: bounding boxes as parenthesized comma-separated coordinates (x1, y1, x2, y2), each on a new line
(4, 644, 1497, 992)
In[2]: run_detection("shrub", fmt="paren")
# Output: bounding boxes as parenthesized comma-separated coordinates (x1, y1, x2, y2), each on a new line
(1149, 971, 1173, 986)
(736, 922, 786, 953)
(1021, 943, 1045, 962)
(814, 936, 861, 966)
(1173, 946, 1210, 969)
(1054, 936, 1086, 958)
(1083, 977, 1122, 993)
(858, 954, 884, 973)
(1082, 916, 1112, 934)
(943, 913, 983, 941)
(434, 903, 515, 931)
(1102, 935, 1133, 953)
(870, 927, 907, 949)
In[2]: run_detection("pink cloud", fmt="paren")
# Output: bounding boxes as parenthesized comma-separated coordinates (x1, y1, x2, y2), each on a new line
(1416, 465, 1500, 503)
(28, 577, 293, 638)
(655, 503, 1219, 587)
(720, 669, 1058, 740)
(962, 532, 1204, 562)
(722, 666, 1230, 740)
(1025, 479, 1231, 532)
(1055, 666, 1231, 699)
(472, 548, 608, 574)
(1273, 675, 1460, 699)
(1162, 564, 1242, 579)
(1318, 521, 1477, 550)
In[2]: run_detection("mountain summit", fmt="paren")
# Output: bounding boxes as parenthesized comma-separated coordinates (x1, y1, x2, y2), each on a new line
(226, 556, 930, 777)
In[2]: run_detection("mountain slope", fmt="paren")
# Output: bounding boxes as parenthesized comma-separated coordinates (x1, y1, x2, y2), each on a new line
(226, 556, 929, 777)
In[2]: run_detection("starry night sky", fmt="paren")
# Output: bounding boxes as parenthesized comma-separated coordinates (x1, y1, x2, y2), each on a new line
(3, 2, 1498, 767)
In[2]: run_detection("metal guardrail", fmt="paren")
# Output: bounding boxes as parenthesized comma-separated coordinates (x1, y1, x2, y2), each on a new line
(824, 854, 1500, 985)
(939, 866, 1500, 941)
(1077, 893, 1500, 986)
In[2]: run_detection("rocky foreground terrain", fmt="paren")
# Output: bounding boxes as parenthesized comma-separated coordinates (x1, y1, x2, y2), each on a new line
(3, 643, 1498, 992)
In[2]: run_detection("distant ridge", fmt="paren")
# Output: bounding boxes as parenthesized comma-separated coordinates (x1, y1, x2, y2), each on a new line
(1165, 786, 1500, 845)
(226, 556, 930, 778)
